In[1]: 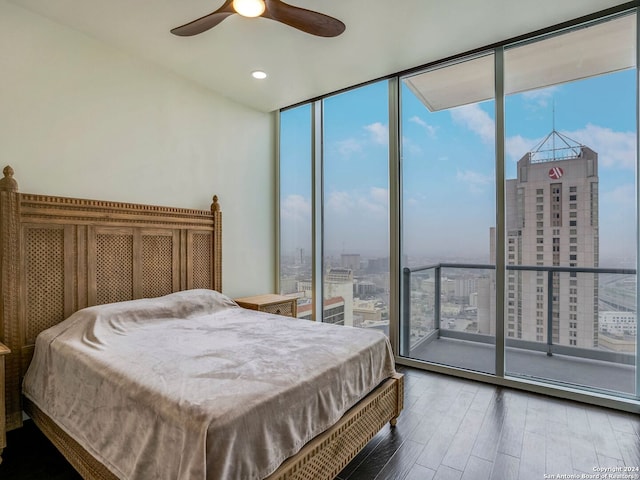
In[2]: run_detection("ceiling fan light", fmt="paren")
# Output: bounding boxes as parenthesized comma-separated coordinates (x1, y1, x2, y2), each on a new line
(232, 0, 265, 18)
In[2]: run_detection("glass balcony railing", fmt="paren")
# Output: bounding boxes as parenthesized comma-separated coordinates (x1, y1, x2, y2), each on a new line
(401, 263, 637, 396)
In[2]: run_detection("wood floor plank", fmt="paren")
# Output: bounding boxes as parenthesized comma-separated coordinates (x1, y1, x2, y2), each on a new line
(518, 431, 546, 480)
(587, 409, 625, 460)
(343, 406, 424, 480)
(543, 398, 569, 426)
(546, 419, 573, 474)
(616, 432, 640, 467)
(460, 455, 492, 480)
(596, 454, 626, 469)
(523, 400, 547, 436)
(433, 465, 463, 480)
(471, 396, 506, 461)
(441, 406, 485, 470)
(490, 453, 519, 480)
(408, 409, 444, 445)
(608, 411, 640, 436)
(337, 428, 392, 479)
(414, 394, 468, 470)
(468, 387, 498, 414)
(565, 404, 592, 440)
(569, 435, 599, 473)
(404, 464, 436, 480)
(344, 428, 406, 480)
(374, 440, 424, 480)
(497, 405, 525, 460)
(415, 422, 457, 471)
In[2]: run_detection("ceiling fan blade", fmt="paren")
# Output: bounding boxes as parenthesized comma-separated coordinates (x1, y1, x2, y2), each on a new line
(263, 0, 345, 37)
(171, 0, 236, 37)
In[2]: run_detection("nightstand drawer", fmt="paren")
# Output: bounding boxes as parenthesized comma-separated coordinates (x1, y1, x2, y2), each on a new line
(235, 294, 297, 318)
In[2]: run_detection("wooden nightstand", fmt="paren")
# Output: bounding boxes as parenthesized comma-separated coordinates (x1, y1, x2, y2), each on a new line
(0, 342, 10, 465)
(235, 294, 298, 318)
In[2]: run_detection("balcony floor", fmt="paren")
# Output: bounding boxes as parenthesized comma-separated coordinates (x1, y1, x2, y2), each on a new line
(410, 337, 636, 395)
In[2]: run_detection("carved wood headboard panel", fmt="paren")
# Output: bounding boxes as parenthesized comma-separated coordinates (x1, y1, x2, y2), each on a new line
(0, 166, 222, 430)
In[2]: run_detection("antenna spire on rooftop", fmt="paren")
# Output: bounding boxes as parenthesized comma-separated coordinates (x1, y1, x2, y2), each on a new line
(552, 98, 556, 154)
(530, 130, 584, 164)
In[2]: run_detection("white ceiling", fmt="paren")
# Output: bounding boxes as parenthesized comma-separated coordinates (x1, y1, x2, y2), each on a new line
(9, 0, 631, 112)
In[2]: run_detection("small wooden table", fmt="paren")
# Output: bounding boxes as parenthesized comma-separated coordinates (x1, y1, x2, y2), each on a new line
(235, 294, 298, 318)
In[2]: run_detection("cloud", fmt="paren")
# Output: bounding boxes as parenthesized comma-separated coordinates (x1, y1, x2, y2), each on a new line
(335, 138, 362, 157)
(456, 168, 493, 193)
(520, 86, 560, 109)
(323, 188, 389, 255)
(402, 136, 423, 156)
(327, 191, 355, 212)
(280, 194, 311, 222)
(601, 184, 635, 206)
(331, 121, 389, 158)
(369, 186, 388, 204)
(505, 134, 542, 162)
(564, 124, 636, 170)
(364, 122, 388, 145)
(326, 188, 388, 217)
(450, 104, 494, 143)
(409, 116, 437, 137)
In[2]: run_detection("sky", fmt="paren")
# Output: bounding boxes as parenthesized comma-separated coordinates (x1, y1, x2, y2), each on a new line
(280, 63, 637, 268)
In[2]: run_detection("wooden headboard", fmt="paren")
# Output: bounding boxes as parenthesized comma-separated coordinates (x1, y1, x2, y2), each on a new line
(0, 166, 222, 430)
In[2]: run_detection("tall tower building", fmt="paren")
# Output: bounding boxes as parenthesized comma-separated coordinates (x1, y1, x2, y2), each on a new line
(504, 131, 599, 348)
(325, 268, 354, 326)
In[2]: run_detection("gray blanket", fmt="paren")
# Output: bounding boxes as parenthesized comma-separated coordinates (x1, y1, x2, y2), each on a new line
(23, 289, 396, 479)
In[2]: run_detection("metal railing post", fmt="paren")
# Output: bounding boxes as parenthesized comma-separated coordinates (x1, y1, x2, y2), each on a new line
(547, 269, 553, 356)
(400, 263, 634, 364)
(435, 266, 441, 336)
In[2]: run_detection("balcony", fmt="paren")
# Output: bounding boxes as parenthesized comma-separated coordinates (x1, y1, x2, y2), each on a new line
(401, 263, 637, 397)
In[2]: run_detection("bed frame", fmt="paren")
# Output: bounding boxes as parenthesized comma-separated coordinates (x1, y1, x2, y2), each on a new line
(0, 166, 403, 479)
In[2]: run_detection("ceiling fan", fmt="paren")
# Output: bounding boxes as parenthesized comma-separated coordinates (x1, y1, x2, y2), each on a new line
(171, 0, 346, 38)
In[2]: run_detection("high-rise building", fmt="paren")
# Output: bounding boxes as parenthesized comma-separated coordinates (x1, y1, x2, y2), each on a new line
(341, 254, 361, 272)
(503, 131, 599, 348)
(297, 297, 345, 324)
(325, 268, 354, 326)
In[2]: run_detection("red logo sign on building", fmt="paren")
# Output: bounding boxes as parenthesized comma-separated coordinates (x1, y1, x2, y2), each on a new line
(548, 167, 564, 179)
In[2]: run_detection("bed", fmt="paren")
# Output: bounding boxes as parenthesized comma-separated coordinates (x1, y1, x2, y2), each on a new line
(0, 166, 404, 479)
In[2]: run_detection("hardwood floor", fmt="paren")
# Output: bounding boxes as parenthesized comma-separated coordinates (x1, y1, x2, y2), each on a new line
(338, 367, 640, 480)
(0, 418, 81, 480)
(1, 366, 638, 480)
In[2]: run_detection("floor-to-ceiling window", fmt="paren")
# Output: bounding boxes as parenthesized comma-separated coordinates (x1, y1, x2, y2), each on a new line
(503, 13, 637, 396)
(279, 82, 390, 329)
(400, 53, 497, 374)
(322, 81, 390, 331)
(279, 105, 312, 316)
(278, 6, 639, 410)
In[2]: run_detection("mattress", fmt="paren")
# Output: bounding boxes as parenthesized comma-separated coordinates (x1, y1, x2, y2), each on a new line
(23, 289, 396, 480)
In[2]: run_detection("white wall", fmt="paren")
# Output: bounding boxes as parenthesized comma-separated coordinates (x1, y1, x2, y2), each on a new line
(0, 1, 275, 298)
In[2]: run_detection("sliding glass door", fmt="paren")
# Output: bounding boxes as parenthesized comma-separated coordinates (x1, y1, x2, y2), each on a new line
(503, 13, 637, 396)
(400, 53, 497, 374)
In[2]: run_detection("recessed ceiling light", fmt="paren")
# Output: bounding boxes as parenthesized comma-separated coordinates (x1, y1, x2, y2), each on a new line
(252, 70, 267, 80)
